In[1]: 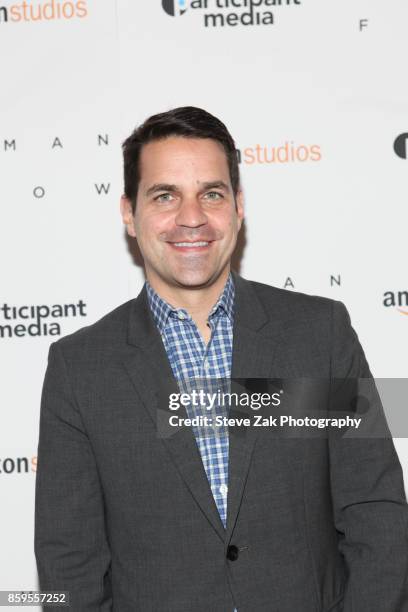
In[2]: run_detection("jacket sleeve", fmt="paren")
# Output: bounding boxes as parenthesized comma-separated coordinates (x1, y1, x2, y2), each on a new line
(35, 341, 112, 611)
(328, 300, 408, 611)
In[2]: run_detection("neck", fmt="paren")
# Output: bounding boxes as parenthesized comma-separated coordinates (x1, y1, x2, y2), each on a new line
(146, 268, 231, 322)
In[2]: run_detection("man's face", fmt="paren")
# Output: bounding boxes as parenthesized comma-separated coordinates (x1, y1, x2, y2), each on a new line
(121, 136, 244, 290)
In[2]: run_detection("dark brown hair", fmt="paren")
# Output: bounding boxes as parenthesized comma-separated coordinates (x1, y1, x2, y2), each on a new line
(122, 106, 240, 213)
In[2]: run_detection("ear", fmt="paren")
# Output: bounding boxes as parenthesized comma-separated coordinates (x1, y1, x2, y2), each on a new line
(120, 195, 137, 238)
(235, 189, 245, 229)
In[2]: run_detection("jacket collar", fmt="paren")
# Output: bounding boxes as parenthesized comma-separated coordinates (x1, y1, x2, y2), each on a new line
(127, 269, 269, 349)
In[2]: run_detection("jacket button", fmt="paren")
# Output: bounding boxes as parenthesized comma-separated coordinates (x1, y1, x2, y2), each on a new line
(226, 545, 239, 561)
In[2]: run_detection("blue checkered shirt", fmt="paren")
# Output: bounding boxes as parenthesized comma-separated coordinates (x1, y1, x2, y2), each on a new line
(145, 273, 234, 529)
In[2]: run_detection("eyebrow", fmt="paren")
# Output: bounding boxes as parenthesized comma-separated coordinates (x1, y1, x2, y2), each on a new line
(200, 180, 230, 192)
(145, 183, 178, 198)
(144, 180, 230, 198)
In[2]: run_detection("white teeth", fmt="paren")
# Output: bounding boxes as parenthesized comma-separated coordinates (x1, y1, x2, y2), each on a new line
(173, 241, 209, 247)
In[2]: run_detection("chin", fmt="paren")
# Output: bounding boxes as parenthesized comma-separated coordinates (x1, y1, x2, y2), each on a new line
(172, 271, 215, 288)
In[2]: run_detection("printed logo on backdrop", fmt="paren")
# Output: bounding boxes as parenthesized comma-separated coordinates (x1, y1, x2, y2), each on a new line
(0, 455, 37, 475)
(1, 134, 111, 199)
(162, 0, 188, 16)
(0, 1, 88, 24)
(0, 301, 87, 339)
(161, 0, 302, 28)
(237, 141, 321, 164)
(383, 291, 408, 316)
(394, 133, 408, 160)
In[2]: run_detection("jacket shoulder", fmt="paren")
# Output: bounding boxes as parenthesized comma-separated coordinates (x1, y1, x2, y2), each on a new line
(49, 298, 135, 354)
(244, 277, 364, 376)
(247, 277, 339, 321)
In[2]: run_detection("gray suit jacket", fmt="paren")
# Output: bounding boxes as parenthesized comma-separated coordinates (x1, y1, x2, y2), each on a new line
(35, 271, 408, 611)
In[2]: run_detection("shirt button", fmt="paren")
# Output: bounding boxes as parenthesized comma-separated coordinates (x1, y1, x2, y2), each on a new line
(177, 312, 186, 320)
(219, 484, 228, 497)
(203, 359, 210, 370)
(226, 545, 239, 561)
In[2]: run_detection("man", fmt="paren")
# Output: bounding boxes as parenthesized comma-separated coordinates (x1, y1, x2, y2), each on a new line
(35, 106, 408, 611)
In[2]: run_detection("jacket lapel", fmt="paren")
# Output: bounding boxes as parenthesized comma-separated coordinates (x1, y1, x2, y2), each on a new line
(225, 271, 279, 542)
(121, 283, 226, 542)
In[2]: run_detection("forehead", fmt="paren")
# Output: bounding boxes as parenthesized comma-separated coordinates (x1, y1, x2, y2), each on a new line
(138, 136, 230, 184)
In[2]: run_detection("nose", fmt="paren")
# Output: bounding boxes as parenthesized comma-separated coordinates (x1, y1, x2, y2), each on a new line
(174, 195, 208, 228)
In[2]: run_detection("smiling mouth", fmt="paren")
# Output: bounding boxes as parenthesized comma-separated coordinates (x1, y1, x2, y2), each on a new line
(173, 241, 209, 247)
(168, 240, 213, 250)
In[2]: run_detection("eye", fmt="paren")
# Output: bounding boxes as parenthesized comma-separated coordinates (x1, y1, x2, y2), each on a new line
(204, 191, 223, 201)
(154, 193, 174, 203)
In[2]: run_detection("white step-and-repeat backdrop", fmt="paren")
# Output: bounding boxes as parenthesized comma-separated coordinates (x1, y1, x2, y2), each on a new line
(1, 0, 407, 602)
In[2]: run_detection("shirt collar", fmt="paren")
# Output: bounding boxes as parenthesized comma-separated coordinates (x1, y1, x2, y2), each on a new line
(146, 272, 235, 334)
